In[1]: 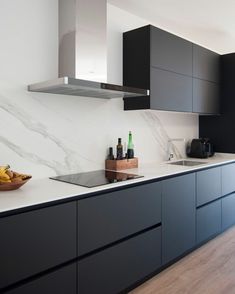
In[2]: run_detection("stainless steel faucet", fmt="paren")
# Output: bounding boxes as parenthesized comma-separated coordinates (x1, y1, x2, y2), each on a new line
(167, 138, 186, 161)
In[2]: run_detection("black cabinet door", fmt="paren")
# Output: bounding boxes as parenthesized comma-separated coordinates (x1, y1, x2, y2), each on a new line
(196, 167, 221, 207)
(150, 26, 192, 76)
(162, 174, 196, 264)
(6, 263, 76, 294)
(0, 202, 77, 289)
(150, 67, 193, 112)
(193, 79, 220, 114)
(193, 44, 220, 83)
(222, 193, 235, 230)
(78, 227, 161, 294)
(221, 163, 235, 196)
(196, 200, 221, 244)
(77, 182, 161, 256)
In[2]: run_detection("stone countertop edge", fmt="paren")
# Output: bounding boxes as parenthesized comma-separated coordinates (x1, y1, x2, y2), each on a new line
(0, 153, 234, 215)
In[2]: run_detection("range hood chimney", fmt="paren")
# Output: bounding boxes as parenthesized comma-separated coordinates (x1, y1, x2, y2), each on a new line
(28, 0, 149, 99)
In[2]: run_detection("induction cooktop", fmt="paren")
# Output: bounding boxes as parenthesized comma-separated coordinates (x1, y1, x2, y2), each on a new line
(50, 170, 143, 188)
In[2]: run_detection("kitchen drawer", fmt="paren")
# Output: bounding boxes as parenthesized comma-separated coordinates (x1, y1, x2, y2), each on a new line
(162, 173, 196, 264)
(222, 163, 235, 196)
(196, 167, 221, 207)
(222, 193, 235, 230)
(196, 200, 221, 244)
(77, 182, 162, 256)
(0, 202, 76, 289)
(6, 263, 76, 294)
(78, 227, 161, 294)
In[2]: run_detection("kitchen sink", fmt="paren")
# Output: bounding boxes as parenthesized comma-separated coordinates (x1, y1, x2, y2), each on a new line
(168, 160, 207, 166)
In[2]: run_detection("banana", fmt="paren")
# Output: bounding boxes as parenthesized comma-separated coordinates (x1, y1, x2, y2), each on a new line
(0, 165, 11, 183)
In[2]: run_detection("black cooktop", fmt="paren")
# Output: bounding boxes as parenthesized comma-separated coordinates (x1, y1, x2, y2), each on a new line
(50, 170, 143, 188)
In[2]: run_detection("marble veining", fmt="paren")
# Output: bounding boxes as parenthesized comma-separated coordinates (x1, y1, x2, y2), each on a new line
(141, 111, 183, 160)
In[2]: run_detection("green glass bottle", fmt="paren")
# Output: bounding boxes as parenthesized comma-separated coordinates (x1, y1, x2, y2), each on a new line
(127, 131, 134, 159)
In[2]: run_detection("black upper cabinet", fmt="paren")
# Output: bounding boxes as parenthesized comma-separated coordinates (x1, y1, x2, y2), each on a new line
(193, 44, 220, 114)
(150, 67, 192, 112)
(193, 79, 219, 114)
(123, 25, 193, 112)
(150, 27, 192, 76)
(123, 25, 220, 114)
(193, 44, 220, 83)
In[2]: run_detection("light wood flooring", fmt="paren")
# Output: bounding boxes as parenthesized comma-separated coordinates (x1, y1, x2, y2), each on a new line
(130, 226, 235, 294)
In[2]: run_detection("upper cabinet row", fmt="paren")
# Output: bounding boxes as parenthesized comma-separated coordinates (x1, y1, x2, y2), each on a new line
(123, 25, 220, 114)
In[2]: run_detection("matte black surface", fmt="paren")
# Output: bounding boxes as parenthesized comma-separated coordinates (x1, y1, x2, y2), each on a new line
(221, 163, 235, 196)
(196, 200, 221, 244)
(51, 169, 143, 188)
(193, 44, 220, 83)
(150, 26, 193, 76)
(6, 264, 76, 294)
(162, 173, 196, 264)
(78, 227, 161, 294)
(77, 182, 162, 256)
(123, 96, 150, 110)
(222, 193, 235, 230)
(199, 53, 235, 152)
(123, 25, 150, 90)
(193, 78, 220, 114)
(123, 24, 219, 114)
(0, 203, 77, 289)
(150, 67, 192, 112)
(196, 167, 221, 207)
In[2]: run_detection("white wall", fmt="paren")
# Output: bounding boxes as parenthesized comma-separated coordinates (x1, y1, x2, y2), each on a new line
(0, 1, 198, 178)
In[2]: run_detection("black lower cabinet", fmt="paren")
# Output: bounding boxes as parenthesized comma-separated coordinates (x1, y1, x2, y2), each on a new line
(162, 174, 196, 264)
(196, 200, 221, 244)
(222, 193, 235, 230)
(6, 263, 77, 294)
(0, 202, 77, 289)
(78, 227, 161, 294)
(77, 182, 161, 256)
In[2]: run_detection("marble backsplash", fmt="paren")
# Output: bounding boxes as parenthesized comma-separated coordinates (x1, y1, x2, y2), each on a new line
(0, 81, 198, 178)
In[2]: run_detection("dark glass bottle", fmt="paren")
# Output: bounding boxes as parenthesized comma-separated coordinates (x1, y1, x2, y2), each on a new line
(127, 131, 134, 159)
(116, 138, 123, 160)
(107, 147, 114, 160)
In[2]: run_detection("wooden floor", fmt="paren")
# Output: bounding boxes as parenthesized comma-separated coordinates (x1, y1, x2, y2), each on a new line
(130, 227, 235, 294)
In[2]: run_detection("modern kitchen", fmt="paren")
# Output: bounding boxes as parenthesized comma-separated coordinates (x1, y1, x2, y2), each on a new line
(1, 0, 235, 293)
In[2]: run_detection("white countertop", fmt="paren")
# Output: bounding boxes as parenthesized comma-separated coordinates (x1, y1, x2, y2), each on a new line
(1, 153, 235, 215)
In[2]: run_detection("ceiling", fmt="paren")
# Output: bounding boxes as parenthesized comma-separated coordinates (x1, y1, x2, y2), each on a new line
(108, 0, 235, 54)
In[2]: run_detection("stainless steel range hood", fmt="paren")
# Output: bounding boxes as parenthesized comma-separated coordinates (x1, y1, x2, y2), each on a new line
(28, 0, 149, 99)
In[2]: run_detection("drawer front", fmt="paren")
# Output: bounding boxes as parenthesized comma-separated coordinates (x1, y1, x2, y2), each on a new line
(150, 67, 193, 112)
(196, 167, 221, 207)
(150, 26, 192, 76)
(6, 263, 76, 294)
(222, 163, 235, 196)
(0, 202, 76, 289)
(77, 182, 161, 256)
(196, 200, 221, 244)
(222, 193, 235, 230)
(162, 173, 196, 264)
(78, 227, 161, 294)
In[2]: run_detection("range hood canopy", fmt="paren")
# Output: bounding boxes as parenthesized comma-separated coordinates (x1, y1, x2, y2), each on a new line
(28, 0, 149, 99)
